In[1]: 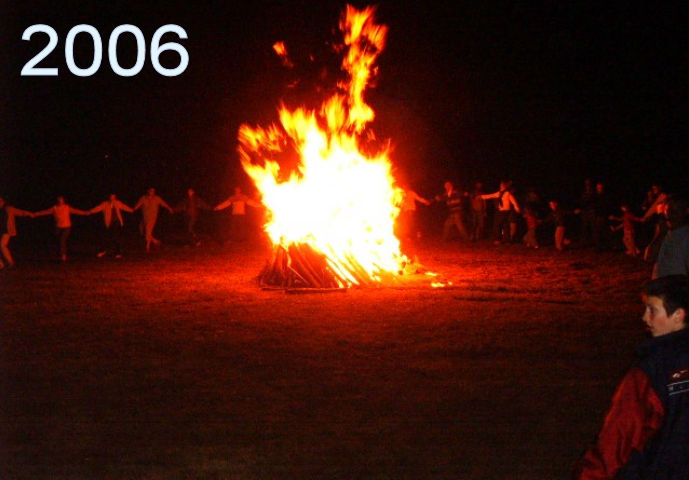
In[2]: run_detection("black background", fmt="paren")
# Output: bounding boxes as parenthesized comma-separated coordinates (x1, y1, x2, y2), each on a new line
(1, 0, 687, 210)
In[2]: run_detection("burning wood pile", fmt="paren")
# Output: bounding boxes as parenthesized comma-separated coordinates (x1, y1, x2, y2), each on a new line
(238, 5, 445, 291)
(259, 243, 366, 290)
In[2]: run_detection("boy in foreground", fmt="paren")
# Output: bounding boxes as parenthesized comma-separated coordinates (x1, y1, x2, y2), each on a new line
(574, 275, 689, 479)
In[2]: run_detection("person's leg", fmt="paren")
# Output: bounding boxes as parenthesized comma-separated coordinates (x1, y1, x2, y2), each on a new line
(1, 233, 14, 267)
(555, 226, 565, 251)
(453, 213, 468, 240)
(59, 227, 70, 261)
(442, 215, 454, 241)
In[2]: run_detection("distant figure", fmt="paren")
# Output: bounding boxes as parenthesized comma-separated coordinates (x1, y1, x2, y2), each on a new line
(134, 188, 173, 252)
(522, 207, 540, 249)
(34, 196, 90, 262)
(609, 204, 643, 256)
(214, 186, 262, 242)
(577, 179, 596, 247)
(547, 199, 567, 251)
(0, 196, 34, 269)
(653, 195, 689, 278)
(481, 180, 521, 244)
(89, 194, 134, 258)
(470, 182, 487, 241)
(174, 188, 211, 246)
(642, 189, 669, 263)
(573, 275, 689, 479)
(397, 187, 431, 242)
(592, 181, 614, 251)
(436, 181, 469, 242)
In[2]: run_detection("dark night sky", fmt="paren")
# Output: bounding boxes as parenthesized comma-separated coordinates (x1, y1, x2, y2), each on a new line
(1, 0, 687, 210)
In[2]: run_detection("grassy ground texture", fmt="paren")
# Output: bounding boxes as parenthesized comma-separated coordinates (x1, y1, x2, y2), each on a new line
(1, 235, 651, 479)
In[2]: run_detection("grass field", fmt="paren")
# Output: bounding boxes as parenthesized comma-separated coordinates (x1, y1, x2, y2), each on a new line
(1, 236, 651, 479)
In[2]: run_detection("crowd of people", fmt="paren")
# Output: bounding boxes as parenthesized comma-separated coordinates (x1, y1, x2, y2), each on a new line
(0, 186, 261, 269)
(398, 177, 688, 278)
(1, 177, 687, 279)
(2, 175, 688, 478)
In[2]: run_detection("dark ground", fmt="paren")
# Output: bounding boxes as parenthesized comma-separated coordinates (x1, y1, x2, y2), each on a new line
(1, 232, 651, 479)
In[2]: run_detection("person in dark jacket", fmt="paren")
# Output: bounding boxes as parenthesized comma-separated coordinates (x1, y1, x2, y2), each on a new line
(573, 275, 689, 479)
(174, 188, 211, 246)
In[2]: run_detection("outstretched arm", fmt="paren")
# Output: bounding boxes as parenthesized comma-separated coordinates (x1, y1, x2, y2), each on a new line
(89, 203, 104, 215)
(69, 206, 90, 216)
(160, 198, 173, 213)
(214, 198, 232, 211)
(118, 201, 134, 213)
(9, 206, 35, 218)
(33, 207, 55, 217)
(480, 191, 500, 200)
(133, 197, 144, 211)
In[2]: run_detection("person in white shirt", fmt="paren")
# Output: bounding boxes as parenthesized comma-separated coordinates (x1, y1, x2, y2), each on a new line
(214, 186, 262, 242)
(481, 180, 521, 244)
(34, 196, 90, 262)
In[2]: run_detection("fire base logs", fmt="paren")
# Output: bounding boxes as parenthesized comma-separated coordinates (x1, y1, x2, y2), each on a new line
(259, 243, 384, 291)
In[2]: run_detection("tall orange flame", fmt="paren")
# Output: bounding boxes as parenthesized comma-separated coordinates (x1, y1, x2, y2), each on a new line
(239, 5, 406, 286)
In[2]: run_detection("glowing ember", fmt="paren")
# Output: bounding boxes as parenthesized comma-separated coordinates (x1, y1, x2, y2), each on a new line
(239, 5, 408, 287)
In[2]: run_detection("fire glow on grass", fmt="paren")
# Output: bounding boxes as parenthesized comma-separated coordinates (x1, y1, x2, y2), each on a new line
(238, 5, 415, 288)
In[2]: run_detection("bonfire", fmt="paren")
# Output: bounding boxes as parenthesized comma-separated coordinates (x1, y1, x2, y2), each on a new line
(238, 5, 424, 290)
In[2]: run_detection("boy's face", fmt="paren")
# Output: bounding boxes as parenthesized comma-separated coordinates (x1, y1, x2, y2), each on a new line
(643, 295, 687, 337)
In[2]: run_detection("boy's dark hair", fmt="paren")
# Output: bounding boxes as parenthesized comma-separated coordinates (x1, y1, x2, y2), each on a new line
(643, 275, 689, 320)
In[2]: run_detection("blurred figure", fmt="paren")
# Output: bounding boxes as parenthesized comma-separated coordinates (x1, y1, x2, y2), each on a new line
(470, 182, 487, 241)
(0, 196, 34, 269)
(609, 204, 643, 256)
(34, 195, 90, 262)
(214, 186, 262, 242)
(90, 194, 134, 258)
(436, 181, 469, 242)
(547, 199, 567, 251)
(576, 178, 596, 247)
(642, 189, 669, 263)
(397, 187, 431, 243)
(522, 206, 540, 249)
(174, 188, 211, 246)
(134, 188, 173, 252)
(653, 195, 689, 278)
(592, 181, 614, 251)
(481, 180, 520, 244)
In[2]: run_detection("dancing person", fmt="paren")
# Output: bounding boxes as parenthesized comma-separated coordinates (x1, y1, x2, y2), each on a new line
(642, 190, 669, 263)
(174, 188, 211, 246)
(0, 196, 34, 269)
(33, 195, 90, 262)
(573, 275, 689, 479)
(522, 207, 540, 249)
(481, 180, 521, 244)
(546, 199, 568, 251)
(134, 188, 173, 252)
(609, 204, 643, 257)
(436, 181, 469, 242)
(397, 187, 431, 243)
(592, 181, 613, 251)
(470, 182, 487, 241)
(577, 178, 596, 247)
(89, 194, 134, 258)
(653, 195, 689, 278)
(214, 186, 262, 242)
